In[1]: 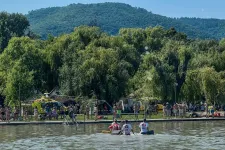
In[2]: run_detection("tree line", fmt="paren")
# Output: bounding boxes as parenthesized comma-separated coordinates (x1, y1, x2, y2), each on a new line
(1, 12, 225, 107)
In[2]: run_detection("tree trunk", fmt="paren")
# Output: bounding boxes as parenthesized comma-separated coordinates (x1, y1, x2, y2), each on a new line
(0, 95, 4, 106)
(175, 54, 191, 102)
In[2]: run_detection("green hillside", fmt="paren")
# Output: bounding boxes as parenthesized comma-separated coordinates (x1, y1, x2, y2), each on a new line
(178, 17, 225, 39)
(26, 2, 225, 39)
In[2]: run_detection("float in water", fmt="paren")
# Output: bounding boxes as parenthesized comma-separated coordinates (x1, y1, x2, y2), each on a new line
(102, 130, 154, 135)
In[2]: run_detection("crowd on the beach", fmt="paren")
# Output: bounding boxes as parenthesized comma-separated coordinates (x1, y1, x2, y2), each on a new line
(34, 104, 82, 121)
(0, 106, 28, 122)
(0, 104, 82, 122)
(111, 101, 225, 119)
(160, 102, 225, 118)
(1, 101, 225, 122)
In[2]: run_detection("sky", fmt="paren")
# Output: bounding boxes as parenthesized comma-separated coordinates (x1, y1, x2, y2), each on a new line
(0, 0, 225, 19)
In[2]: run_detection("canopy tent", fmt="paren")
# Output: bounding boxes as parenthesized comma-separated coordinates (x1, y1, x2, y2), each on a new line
(63, 100, 76, 107)
(41, 101, 63, 108)
(32, 97, 64, 113)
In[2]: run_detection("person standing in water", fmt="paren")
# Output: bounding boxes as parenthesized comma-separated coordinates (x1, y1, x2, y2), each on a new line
(108, 119, 120, 131)
(139, 119, 149, 134)
(121, 120, 133, 135)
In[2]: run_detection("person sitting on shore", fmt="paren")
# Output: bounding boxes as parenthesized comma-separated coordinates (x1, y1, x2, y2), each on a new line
(139, 119, 149, 134)
(121, 120, 133, 135)
(108, 119, 120, 131)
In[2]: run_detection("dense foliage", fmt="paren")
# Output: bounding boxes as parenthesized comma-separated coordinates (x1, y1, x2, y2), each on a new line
(0, 12, 30, 52)
(178, 17, 225, 40)
(1, 12, 225, 106)
(26, 3, 225, 39)
(0, 12, 36, 106)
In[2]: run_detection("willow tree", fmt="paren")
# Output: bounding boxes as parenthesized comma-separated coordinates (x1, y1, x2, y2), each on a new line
(4, 62, 34, 106)
(199, 67, 225, 105)
(0, 37, 46, 106)
(181, 69, 202, 103)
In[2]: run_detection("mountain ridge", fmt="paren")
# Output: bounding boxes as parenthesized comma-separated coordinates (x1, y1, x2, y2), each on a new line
(26, 2, 225, 39)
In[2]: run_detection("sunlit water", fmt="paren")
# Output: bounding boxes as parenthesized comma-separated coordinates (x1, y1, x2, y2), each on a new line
(0, 121, 225, 150)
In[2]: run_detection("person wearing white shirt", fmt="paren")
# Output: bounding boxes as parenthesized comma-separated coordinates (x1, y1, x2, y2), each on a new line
(121, 120, 133, 135)
(139, 119, 149, 134)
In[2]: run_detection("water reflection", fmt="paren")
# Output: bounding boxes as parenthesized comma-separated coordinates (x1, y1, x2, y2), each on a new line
(0, 121, 225, 150)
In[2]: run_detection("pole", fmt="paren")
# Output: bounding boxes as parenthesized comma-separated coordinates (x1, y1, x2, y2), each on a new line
(19, 83, 21, 118)
(83, 104, 85, 123)
(175, 86, 176, 104)
(144, 103, 146, 119)
(174, 83, 178, 104)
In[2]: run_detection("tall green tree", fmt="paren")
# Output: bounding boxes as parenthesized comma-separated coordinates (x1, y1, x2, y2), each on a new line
(4, 62, 34, 106)
(0, 37, 46, 103)
(199, 67, 225, 105)
(0, 12, 30, 52)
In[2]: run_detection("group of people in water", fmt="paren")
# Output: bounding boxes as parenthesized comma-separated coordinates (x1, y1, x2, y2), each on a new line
(108, 118, 150, 135)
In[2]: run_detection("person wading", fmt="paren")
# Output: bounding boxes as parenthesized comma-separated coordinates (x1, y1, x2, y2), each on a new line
(108, 119, 121, 134)
(121, 120, 134, 135)
(139, 119, 149, 134)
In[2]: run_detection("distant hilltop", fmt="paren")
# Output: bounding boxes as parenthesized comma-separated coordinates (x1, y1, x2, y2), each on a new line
(26, 2, 225, 39)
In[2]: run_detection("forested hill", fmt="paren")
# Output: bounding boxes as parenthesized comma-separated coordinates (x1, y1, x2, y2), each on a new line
(26, 3, 225, 39)
(177, 17, 225, 39)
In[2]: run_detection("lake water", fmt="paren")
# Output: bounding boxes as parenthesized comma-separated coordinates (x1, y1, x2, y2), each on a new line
(0, 121, 225, 150)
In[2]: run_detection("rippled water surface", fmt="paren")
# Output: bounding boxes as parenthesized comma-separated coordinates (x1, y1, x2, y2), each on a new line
(0, 121, 225, 150)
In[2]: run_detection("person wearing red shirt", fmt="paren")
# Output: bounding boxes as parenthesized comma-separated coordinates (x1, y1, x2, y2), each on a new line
(108, 119, 120, 131)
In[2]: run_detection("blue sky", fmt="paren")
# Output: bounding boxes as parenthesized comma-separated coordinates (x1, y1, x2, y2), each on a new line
(0, 0, 225, 19)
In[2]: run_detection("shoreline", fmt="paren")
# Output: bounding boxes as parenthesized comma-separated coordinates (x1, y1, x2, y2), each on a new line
(1, 117, 225, 126)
